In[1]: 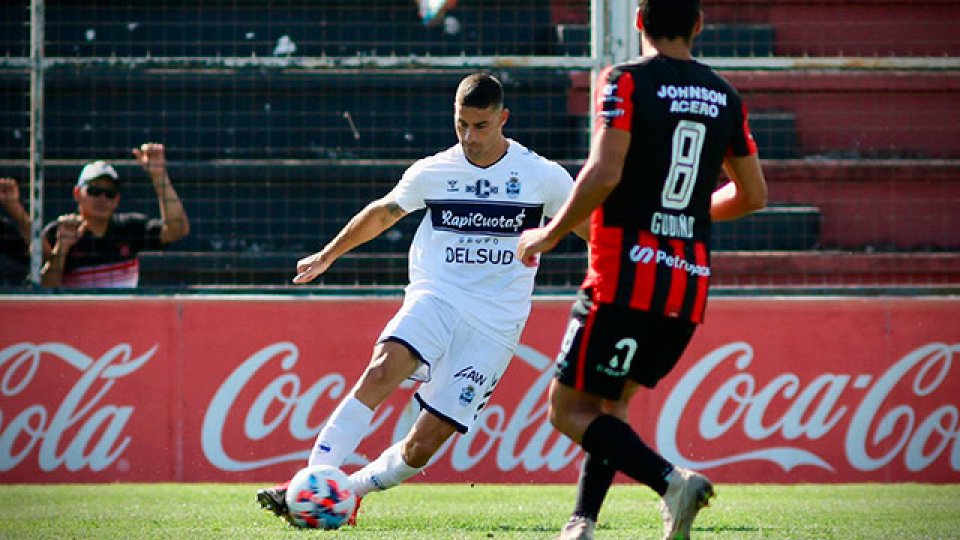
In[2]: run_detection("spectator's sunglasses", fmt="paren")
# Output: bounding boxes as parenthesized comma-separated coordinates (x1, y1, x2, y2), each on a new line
(85, 185, 119, 198)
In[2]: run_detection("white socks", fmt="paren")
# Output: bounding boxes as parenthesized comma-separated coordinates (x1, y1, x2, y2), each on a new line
(348, 440, 424, 498)
(308, 395, 425, 499)
(308, 395, 374, 467)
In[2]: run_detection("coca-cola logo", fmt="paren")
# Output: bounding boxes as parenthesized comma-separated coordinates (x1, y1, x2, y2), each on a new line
(0, 342, 157, 473)
(657, 341, 960, 474)
(4, 338, 957, 479)
(200, 342, 580, 473)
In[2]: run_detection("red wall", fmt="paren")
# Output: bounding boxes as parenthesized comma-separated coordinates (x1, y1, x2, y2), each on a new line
(758, 161, 960, 250)
(726, 71, 960, 159)
(1, 296, 958, 484)
(706, 0, 960, 56)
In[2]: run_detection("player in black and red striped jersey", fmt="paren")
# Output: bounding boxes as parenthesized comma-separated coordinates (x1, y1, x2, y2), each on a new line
(517, 1, 767, 538)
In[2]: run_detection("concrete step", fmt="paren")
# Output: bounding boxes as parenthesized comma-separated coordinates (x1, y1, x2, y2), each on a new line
(713, 205, 820, 251)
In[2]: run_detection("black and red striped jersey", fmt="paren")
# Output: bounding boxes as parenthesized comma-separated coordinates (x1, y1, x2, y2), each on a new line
(582, 55, 758, 323)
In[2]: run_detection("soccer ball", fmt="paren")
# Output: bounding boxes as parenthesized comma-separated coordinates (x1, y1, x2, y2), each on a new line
(284, 464, 357, 529)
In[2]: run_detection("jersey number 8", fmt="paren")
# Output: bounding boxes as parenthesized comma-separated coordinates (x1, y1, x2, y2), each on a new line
(661, 120, 706, 211)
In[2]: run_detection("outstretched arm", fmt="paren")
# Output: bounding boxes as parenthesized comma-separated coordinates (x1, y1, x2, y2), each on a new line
(293, 196, 408, 284)
(517, 128, 629, 266)
(711, 153, 768, 221)
(133, 142, 190, 243)
(571, 219, 591, 242)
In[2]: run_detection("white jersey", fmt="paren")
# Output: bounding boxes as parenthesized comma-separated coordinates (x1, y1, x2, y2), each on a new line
(389, 139, 574, 345)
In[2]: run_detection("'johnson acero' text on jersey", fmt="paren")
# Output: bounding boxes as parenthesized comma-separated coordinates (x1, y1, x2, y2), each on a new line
(583, 56, 758, 323)
(391, 139, 573, 345)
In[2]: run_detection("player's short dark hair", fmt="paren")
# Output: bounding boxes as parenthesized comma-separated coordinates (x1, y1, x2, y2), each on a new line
(455, 73, 503, 110)
(641, 0, 701, 41)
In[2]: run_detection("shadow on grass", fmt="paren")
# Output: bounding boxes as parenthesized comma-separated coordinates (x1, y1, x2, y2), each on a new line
(488, 524, 564, 532)
(699, 524, 762, 533)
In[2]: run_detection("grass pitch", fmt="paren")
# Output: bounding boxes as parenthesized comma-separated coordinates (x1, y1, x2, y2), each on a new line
(0, 483, 958, 539)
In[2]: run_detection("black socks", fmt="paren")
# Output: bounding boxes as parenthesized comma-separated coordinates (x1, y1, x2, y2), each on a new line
(572, 453, 616, 521)
(579, 414, 674, 497)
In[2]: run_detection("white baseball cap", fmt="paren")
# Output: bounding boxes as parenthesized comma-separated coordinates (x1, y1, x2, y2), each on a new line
(77, 160, 120, 187)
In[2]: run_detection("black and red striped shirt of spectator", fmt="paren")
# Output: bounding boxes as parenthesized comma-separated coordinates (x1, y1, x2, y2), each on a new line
(582, 56, 757, 323)
(42, 213, 163, 288)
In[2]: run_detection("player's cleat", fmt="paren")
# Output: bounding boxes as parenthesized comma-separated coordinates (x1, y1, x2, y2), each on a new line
(556, 514, 596, 540)
(346, 497, 363, 526)
(659, 467, 714, 540)
(256, 481, 290, 518)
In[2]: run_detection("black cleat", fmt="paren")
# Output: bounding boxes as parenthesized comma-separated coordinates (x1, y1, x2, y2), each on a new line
(257, 483, 289, 517)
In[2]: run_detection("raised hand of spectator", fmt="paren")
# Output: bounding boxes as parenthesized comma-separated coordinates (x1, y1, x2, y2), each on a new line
(0, 177, 22, 213)
(132, 142, 167, 180)
(55, 213, 86, 252)
(131, 141, 189, 244)
(0, 177, 33, 253)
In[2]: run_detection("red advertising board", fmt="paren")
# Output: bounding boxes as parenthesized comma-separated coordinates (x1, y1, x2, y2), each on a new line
(0, 296, 957, 484)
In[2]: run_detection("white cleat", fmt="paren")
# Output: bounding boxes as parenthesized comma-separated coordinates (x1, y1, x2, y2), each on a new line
(659, 467, 715, 540)
(556, 514, 596, 540)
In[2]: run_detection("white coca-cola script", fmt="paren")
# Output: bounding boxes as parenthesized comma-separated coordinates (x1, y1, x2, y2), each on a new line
(0, 342, 157, 472)
(3, 340, 957, 478)
(657, 341, 960, 474)
(200, 342, 580, 472)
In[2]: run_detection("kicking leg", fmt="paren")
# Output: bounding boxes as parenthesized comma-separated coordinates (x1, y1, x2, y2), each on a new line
(258, 340, 421, 518)
(348, 408, 457, 498)
(309, 340, 421, 467)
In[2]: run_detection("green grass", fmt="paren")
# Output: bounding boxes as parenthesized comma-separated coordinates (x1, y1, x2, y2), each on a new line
(0, 483, 958, 539)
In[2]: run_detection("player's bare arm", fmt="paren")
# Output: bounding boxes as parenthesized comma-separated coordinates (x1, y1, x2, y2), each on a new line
(293, 196, 408, 284)
(710, 153, 768, 221)
(517, 128, 630, 266)
(571, 219, 590, 242)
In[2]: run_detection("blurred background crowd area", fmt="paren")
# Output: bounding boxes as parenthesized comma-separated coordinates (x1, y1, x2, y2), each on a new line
(0, 0, 957, 291)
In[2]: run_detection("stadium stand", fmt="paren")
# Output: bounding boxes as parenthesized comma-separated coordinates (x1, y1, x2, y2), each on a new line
(707, 0, 960, 57)
(561, 0, 960, 289)
(0, 0, 957, 289)
(702, 0, 959, 288)
(29, 71, 576, 162)
(34, 1, 552, 58)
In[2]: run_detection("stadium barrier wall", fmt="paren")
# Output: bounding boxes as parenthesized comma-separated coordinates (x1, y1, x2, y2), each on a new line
(0, 295, 957, 484)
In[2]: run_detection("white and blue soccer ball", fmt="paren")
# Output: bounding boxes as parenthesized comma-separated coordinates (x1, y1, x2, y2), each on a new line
(284, 464, 357, 529)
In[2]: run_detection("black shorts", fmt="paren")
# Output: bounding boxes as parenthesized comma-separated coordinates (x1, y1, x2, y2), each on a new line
(555, 289, 697, 400)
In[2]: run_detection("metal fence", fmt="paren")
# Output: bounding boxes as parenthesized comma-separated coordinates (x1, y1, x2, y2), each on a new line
(1, 0, 958, 292)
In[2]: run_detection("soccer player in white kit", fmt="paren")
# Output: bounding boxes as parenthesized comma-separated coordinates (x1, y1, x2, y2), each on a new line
(258, 73, 589, 524)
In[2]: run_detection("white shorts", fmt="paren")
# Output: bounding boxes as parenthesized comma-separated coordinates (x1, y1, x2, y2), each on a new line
(377, 292, 517, 433)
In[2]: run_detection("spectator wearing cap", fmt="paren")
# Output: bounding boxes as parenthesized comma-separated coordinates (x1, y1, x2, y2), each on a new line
(41, 142, 189, 288)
